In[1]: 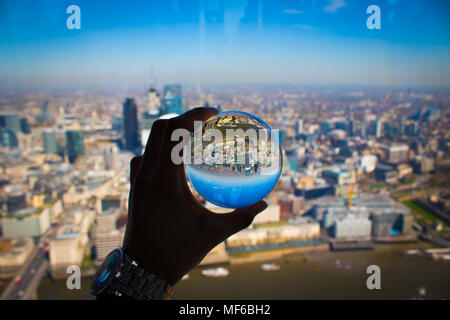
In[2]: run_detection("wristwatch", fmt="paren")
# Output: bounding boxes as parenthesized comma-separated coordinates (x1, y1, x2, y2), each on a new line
(91, 248, 173, 300)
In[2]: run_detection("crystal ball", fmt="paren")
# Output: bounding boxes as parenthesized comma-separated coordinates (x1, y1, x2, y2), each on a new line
(185, 111, 282, 209)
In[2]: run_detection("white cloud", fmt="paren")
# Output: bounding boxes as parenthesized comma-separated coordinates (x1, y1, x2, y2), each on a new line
(293, 24, 321, 31)
(323, 0, 346, 13)
(282, 9, 305, 15)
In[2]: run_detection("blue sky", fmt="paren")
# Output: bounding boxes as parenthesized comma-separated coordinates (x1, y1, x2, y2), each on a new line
(0, 0, 449, 89)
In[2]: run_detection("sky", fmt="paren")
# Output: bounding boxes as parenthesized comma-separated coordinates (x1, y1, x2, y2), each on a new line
(0, 0, 449, 90)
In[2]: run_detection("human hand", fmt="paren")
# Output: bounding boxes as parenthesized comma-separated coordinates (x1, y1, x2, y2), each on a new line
(123, 107, 267, 285)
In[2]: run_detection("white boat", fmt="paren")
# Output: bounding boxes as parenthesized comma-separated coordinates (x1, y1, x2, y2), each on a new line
(418, 287, 427, 297)
(201, 267, 229, 278)
(261, 263, 280, 271)
(181, 274, 190, 281)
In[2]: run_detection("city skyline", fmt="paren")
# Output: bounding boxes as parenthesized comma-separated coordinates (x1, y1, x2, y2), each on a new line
(0, 0, 450, 90)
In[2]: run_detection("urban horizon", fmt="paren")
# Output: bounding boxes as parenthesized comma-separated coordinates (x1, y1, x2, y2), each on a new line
(0, 0, 449, 305)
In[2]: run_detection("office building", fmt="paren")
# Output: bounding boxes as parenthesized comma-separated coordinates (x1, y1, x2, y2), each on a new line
(2, 207, 51, 239)
(0, 129, 18, 148)
(123, 98, 141, 155)
(374, 164, 397, 184)
(43, 130, 58, 154)
(66, 130, 84, 163)
(387, 144, 409, 164)
(371, 212, 413, 237)
(322, 168, 354, 185)
(374, 119, 382, 138)
(330, 215, 372, 238)
(335, 121, 349, 134)
(295, 119, 303, 135)
(320, 121, 332, 135)
(252, 204, 280, 225)
(20, 117, 30, 134)
(147, 87, 161, 115)
(0, 238, 34, 279)
(312, 196, 345, 222)
(103, 143, 118, 171)
(163, 84, 183, 114)
(0, 114, 21, 132)
(360, 120, 367, 138)
(227, 222, 320, 249)
(94, 228, 125, 263)
(410, 156, 434, 174)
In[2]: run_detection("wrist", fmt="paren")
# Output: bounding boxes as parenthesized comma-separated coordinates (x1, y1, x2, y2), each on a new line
(123, 242, 181, 286)
(91, 248, 174, 300)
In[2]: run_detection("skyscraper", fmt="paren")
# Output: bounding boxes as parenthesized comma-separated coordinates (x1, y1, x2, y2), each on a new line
(348, 119, 354, 136)
(374, 119, 382, 138)
(0, 129, 18, 147)
(147, 88, 161, 116)
(123, 98, 141, 155)
(43, 130, 58, 154)
(163, 84, 183, 115)
(335, 120, 349, 133)
(66, 130, 84, 163)
(103, 143, 118, 171)
(320, 121, 332, 135)
(360, 121, 367, 138)
(295, 119, 303, 135)
(0, 114, 21, 132)
(20, 117, 31, 134)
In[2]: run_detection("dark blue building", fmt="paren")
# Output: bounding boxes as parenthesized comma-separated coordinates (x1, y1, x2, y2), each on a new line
(123, 98, 141, 155)
(163, 84, 183, 114)
(66, 130, 84, 163)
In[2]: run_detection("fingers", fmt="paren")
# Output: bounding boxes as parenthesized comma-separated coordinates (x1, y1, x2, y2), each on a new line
(170, 107, 218, 132)
(157, 107, 218, 179)
(139, 119, 167, 177)
(140, 108, 218, 180)
(130, 156, 143, 185)
(215, 201, 268, 238)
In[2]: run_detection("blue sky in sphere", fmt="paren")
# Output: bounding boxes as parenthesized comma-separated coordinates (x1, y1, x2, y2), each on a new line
(0, 0, 449, 89)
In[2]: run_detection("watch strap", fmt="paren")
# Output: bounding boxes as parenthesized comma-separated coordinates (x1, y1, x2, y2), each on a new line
(103, 250, 173, 300)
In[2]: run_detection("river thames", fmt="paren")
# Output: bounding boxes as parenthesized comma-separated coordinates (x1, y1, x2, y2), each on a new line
(36, 243, 450, 300)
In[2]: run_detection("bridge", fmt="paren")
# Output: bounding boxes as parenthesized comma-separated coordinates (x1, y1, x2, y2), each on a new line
(0, 246, 48, 300)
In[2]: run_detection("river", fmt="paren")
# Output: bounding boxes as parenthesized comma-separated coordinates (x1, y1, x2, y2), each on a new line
(36, 243, 450, 300)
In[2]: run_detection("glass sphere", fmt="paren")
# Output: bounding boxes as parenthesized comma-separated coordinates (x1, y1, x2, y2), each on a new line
(185, 111, 282, 209)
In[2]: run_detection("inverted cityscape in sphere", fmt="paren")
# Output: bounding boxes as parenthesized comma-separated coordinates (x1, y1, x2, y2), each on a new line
(185, 111, 282, 208)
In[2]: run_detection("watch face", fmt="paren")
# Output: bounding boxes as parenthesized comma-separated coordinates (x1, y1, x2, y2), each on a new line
(91, 249, 121, 296)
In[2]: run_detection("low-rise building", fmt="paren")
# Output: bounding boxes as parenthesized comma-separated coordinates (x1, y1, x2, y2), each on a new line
(227, 221, 320, 249)
(330, 215, 372, 238)
(0, 238, 34, 278)
(374, 164, 397, 184)
(252, 204, 280, 225)
(2, 207, 50, 239)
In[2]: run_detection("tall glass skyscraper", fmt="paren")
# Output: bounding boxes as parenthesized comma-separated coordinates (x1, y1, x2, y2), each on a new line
(66, 130, 84, 163)
(0, 129, 18, 147)
(43, 130, 58, 154)
(163, 84, 183, 115)
(123, 98, 141, 155)
(0, 114, 21, 132)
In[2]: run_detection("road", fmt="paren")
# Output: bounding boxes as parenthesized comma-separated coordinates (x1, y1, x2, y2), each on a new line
(0, 244, 49, 300)
(1, 227, 56, 300)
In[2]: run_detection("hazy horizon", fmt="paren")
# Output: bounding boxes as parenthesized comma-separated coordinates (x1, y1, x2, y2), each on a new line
(1, 0, 449, 90)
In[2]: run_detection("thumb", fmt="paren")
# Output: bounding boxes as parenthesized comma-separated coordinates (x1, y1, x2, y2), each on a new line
(130, 156, 143, 185)
(217, 200, 268, 238)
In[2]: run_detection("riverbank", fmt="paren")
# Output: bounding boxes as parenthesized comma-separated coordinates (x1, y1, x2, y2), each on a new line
(229, 243, 329, 265)
(36, 240, 450, 300)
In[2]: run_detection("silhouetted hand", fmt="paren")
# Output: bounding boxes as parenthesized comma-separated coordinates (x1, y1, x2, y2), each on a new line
(123, 107, 267, 285)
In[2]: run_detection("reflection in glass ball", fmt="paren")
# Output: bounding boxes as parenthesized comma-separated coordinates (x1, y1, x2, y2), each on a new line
(185, 111, 282, 209)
